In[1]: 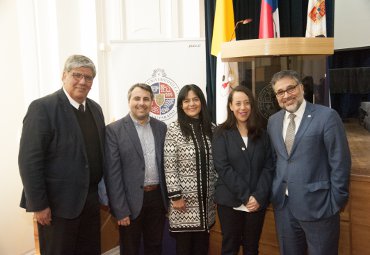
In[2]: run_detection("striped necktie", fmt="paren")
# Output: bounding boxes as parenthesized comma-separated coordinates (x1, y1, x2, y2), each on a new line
(285, 113, 296, 155)
(78, 104, 85, 113)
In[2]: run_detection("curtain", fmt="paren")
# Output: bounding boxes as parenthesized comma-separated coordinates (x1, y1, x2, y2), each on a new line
(205, 0, 217, 122)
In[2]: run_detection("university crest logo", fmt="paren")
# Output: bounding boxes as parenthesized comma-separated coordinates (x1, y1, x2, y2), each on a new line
(258, 85, 278, 120)
(146, 69, 179, 121)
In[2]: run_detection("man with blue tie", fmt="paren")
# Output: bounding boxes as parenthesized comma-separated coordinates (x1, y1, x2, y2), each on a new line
(267, 70, 351, 255)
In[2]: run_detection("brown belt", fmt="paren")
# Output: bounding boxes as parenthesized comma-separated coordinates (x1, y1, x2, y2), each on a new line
(143, 184, 160, 192)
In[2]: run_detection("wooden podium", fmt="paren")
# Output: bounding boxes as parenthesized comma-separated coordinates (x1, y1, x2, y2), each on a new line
(217, 38, 334, 121)
(221, 37, 334, 62)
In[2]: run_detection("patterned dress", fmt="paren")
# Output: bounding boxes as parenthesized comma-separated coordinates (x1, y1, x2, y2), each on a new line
(164, 120, 217, 232)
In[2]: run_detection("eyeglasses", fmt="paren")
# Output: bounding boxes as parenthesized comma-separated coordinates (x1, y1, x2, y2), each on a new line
(274, 84, 299, 98)
(71, 72, 94, 83)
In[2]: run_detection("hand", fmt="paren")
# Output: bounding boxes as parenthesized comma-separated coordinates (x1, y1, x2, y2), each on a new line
(35, 207, 52, 226)
(172, 198, 186, 212)
(245, 196, 260, 212)
(118, 216, 130, 226)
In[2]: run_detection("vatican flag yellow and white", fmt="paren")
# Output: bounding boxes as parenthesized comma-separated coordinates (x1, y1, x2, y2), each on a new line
(211, 0, 238, 124)
(306, 0, 327, 37)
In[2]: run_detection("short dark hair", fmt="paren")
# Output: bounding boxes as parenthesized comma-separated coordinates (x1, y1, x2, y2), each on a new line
(127, 83, 154, 101)
(63, 55, 96, 77)
(177, 84, 212, 138)
(216, 86, 263, 141)
(270, 70, 301, 89)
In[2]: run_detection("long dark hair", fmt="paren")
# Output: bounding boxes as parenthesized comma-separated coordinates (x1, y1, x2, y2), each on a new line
(217, 86, 263, 140)
(177, 84, 213, 138)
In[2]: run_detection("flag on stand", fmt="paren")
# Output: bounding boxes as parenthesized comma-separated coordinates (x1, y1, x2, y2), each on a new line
(306, 0, 327, 37)
(211, 0, 237, 124)
(259, 0, 280, 38)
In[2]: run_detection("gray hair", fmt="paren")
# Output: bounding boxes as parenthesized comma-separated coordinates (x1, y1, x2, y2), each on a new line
(127, 83, 154, 101)
(270, 70, 301, 89)
(63, 55, 96, 77)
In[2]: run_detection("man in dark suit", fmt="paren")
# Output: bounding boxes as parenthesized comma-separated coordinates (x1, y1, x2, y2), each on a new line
(105, 83, 168, 255)
(267, 70, 351, 255)
(19, 55, 105, 255)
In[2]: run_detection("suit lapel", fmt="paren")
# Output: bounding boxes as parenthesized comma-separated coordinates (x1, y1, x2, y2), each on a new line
(273, 110, 287, 156)
(150, 118, 161, 165)
(123, 115, 144, 160)
(290, 103, 315, 155)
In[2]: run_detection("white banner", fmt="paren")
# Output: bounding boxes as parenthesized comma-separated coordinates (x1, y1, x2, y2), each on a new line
(107, 39, 206, 124)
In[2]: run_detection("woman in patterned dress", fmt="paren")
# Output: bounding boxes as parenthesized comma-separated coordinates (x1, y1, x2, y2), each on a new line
(164, 84, 216, 255)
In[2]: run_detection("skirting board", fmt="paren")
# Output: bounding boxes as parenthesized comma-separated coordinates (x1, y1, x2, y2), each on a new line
(102, 246, 120, 255)
(22, 246, 119, 255)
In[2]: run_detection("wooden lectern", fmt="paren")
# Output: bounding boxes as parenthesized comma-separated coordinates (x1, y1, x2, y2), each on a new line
(219, 37, 334, 120)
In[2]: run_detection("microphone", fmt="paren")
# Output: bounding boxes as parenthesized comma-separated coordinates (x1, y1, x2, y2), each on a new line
(223, 18, 253, 86)
(229, 18, 253, 41)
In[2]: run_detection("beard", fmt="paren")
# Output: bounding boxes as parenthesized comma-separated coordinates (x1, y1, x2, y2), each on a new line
(280, 95, 304, 113)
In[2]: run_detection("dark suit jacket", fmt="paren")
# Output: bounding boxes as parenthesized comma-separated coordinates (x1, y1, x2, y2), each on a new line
(267, 102, 351, 221)
(104, 114, 168, 220)
(212, 128, 274, 209)
(19, 89, 105, 219)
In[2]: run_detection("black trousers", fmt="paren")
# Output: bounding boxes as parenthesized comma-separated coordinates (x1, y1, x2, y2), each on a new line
(217, 205, 266, 255)
(119, 189, 166, 255)
(38, 191, 101, 255)
(173, 231, 209, 255)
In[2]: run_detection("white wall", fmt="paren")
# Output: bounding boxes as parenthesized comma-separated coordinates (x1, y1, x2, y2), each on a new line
(334, 0, 370, 49)
(0, 0, 99, 254)
(0, 1, 35, 254)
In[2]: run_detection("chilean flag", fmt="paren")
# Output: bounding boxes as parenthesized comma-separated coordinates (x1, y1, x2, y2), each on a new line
(259, 0, 280, 38)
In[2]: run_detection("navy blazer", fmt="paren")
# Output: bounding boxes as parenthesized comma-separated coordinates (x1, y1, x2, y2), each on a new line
(104, 114, 168, 220)
(267, 102, 351, 221)
(19, 89, 105, 219)
(212, 128, 274, 209)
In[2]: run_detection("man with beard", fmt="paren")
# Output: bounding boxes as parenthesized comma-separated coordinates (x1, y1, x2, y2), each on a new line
(267, 70, 351, 255)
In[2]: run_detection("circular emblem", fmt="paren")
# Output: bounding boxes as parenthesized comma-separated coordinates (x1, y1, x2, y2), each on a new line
(257, 85, 278, 120)
(146, 69, 179, 122)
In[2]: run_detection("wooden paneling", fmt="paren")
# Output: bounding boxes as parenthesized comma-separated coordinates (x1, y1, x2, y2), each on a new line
(351, 224, 370, 255)
(346, 121, 370, 254)
(209, 221, 223, 255)
(345, 121, 370, 176)
(350, 176, 370, 255)
(350, 177, 370, 227)
(259, 208, 279, 255)
(100, 206, 119, 253)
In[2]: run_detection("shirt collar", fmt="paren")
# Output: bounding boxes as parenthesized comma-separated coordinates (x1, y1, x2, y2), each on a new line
(130, 113, 150, 127)
(62, 87, 86, 110)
